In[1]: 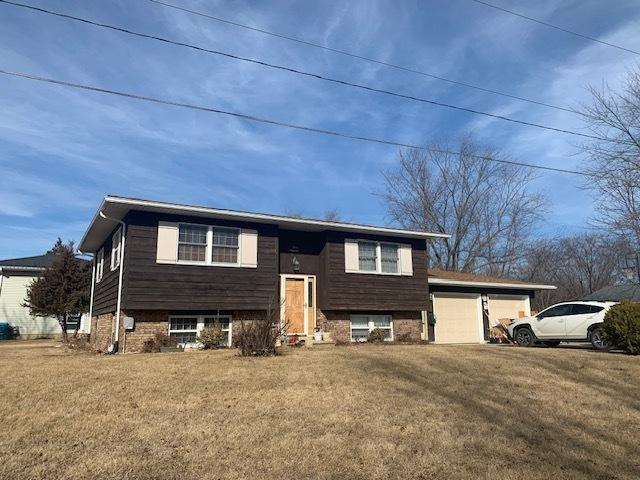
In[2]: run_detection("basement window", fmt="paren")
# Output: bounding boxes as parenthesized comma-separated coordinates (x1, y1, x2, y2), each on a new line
(168, 315, 233, 347)
(350, 314, 393, 342)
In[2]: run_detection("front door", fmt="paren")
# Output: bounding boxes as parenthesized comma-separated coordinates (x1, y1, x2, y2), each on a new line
(282, 275, 316, 336)
(285, 278, 305, 335)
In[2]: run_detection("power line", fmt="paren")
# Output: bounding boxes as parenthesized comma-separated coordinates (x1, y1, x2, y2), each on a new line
(0, 0, 619, 145)
(143, 0, 576, 114)
(469, 0, 640, 56)
(0, 68, 594, 178)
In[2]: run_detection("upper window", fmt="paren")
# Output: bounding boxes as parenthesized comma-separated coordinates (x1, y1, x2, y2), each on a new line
(178, 225, 208, 263)
(110, 228, 122, 271)
(357, 241, 399, 274)
(380, 244, 399, 273)
(358, 241, 377, 271)
(212, 228, 239, 264)
(95, 248, 104, 283)
(177, 224, 240, 265)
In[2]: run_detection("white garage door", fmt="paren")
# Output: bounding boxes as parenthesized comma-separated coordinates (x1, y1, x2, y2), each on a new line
(433, 293, 483, 344)
(488, 295, 530, 326)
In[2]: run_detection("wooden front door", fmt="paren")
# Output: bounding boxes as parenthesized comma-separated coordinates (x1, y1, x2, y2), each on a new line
(285, 278, 305, 334)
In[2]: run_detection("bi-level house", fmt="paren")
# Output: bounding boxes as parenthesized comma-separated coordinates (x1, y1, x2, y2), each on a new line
(78, 196, 447, 353)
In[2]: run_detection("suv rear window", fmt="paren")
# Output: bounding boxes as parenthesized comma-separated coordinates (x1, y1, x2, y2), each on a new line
(570, 304, 594, 315)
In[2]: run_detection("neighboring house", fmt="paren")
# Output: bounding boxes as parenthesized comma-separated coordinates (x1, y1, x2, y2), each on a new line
(0, 253, 60, 338)
(426, 270, 556, 343)
(583, 284, 640, 302)
(78, 196, 448, 353)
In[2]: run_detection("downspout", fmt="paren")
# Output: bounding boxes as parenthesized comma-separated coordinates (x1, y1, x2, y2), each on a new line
(99, 211, 126, 354)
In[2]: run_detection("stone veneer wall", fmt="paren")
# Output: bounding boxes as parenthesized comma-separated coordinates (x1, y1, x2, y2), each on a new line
(91, 313, 115, 352)
(318, 309, 422, 343)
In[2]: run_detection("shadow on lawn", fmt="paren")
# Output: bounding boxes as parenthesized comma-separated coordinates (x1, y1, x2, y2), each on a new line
(355, 350, 640, 479)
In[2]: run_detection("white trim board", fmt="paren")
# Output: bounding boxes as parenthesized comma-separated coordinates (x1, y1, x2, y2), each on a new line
(429, 278, 556, 290)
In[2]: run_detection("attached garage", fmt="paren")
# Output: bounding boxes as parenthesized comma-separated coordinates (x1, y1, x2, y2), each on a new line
(433, 293, 483, 343)
(426, 270, 555, 343)
(488, 294, 531, 325)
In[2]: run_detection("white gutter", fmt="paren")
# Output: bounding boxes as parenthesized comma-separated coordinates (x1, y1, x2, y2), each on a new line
(428, 278, 557, 290)
(99, 211, 126, 353)
(95, 196, 449, 240)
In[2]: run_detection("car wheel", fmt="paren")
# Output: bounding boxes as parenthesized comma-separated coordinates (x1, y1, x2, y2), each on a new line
(590, 327, 609, 350)
(514, 327, 535, 347)
(544, 341, 561, 347)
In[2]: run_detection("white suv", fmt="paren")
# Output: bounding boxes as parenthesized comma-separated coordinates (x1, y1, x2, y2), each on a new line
(507, 301, 616, 350)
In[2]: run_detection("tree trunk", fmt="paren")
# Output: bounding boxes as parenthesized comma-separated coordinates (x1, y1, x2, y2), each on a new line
(58, 314, 68, 343)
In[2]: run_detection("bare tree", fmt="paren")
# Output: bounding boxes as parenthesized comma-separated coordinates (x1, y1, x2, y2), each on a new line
(520, 233, 628, 309)
(580, 66, 640, 247)
(323, 208, 342, 222)
(380, 136, 545, 275)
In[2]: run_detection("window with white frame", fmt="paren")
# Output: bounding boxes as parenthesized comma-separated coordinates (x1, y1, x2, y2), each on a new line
(211, 228, 239, 264)
(178, 224, 208, 263)
(110, 228, 122, 271)
(177, 224, 240, 265)
(95, 248, 104, 283)
(350, 314, 393, 341)
(380, 243, 399, 273)
(358, 241, 377, 271)
(204, 316, 232, 347)
(168, 315, 233, 347)
(357, 241, 399, 274)
(168, 317, 199, 345)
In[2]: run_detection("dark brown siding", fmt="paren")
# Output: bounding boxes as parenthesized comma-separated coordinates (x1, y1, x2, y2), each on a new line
(92, 225, 121, 316)
(279, 230, 323, 275)
(320, 231, 429, 311)
(121, 211, 279, 311)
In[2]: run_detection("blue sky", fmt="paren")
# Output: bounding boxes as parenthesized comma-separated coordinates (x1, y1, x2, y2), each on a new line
(1, 0, 639, 258)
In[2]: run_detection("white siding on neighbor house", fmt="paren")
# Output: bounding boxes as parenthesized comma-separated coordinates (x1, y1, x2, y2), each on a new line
(0, 274, 60, 337)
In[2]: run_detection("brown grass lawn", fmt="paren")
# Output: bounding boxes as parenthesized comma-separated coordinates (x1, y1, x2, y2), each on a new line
(0, 341, 639, 480)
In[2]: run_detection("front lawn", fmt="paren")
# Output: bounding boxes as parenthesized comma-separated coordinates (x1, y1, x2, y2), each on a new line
(1, 341, 638, 479)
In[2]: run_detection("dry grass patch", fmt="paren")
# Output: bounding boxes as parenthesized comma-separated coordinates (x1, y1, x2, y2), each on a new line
(0, 341, 639, 479)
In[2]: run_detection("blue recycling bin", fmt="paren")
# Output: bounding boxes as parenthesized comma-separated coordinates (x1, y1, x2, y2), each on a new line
(0, 322, 11, 340)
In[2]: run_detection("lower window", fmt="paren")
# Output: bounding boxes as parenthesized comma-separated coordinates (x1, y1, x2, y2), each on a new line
(350, 314, 393, 341)
(169, 315, 233, 347)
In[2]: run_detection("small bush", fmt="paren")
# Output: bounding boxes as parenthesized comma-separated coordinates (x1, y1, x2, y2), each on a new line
(198, 326, 226, 349)
(142, 332, 177, 353)
(603, 301, 640, 355)
(235, 300, 286, 356)
(368, 328, 386, 342)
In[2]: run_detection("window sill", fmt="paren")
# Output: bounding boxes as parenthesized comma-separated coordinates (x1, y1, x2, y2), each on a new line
(345, 270, 404, 276)
(170, 260, 243, 268)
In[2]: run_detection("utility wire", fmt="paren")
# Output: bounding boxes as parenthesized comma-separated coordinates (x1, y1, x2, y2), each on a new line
(0, 0, 619, 145)
(469, 0, 640, 56)
(0, 68, 595, 178)
(144, 0, 576, 114)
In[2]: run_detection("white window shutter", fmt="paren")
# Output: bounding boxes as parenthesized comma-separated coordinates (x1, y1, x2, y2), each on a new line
(344, 239, 359, 273)
(240, 229, 258, 268)
(156, 222, 178, 263)
(399, 245, 413, 276)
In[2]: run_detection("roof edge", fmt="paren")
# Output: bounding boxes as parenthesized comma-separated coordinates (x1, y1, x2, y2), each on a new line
(104, 195, 449, 239)
(428, 277, 557, 290)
